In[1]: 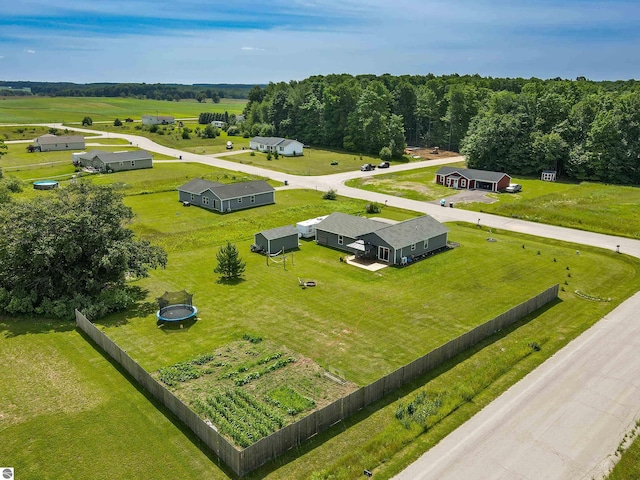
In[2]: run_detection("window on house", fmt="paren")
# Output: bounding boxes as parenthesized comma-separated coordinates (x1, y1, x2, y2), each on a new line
(131, 161, 136, 166)
(411, 244, 416, 251)
(250, 195, 255, 203)
(238, 197, 243, 203)
(423, 239, 429, 249)
(119, 162, 124, 166)
(279, 146, 284, 151)
(337, 235, 343, 245)
(213, 200, 218, 209)
(378, 246, 390, 262)
(190, 194, 194, 201)
(460, 179, 466, 187)
(202, 196, 210, 205)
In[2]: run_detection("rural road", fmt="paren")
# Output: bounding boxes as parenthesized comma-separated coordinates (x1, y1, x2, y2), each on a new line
(34, 124, 640, 478)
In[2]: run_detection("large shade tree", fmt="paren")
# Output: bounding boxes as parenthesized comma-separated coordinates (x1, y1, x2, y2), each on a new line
(0, 183, 167, 319)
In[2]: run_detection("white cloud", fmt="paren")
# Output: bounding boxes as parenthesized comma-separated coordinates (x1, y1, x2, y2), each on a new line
(26, 49, 36, 54)
(241, 46, 265, 51)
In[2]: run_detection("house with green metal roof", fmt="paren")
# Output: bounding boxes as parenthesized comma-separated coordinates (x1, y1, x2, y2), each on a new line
(177, 178, 275, 212)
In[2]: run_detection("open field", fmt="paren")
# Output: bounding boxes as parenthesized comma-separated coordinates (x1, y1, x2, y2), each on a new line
(0, 125, 53, 140)
(82, 121, 251, 153)
(3, 173, 640, 478)
(219, 148, 393, 175)
(0, 96, 246, 124)
(348, 166, 640, 239)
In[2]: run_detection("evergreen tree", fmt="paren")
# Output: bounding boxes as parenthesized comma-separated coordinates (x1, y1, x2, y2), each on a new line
(214, 242, 246, 281)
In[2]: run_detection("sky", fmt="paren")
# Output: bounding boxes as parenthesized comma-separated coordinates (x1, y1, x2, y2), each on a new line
(1, 0, 639, 85)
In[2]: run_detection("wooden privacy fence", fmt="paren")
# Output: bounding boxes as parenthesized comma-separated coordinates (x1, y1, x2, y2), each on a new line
(75, 284, 558, 476)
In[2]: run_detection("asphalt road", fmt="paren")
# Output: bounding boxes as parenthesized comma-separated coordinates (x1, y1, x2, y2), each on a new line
(40, 124, 640, 478)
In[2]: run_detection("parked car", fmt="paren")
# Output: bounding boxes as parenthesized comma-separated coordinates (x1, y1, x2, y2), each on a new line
(226, 141, 233, 149)
(360, 163, 376, 171)
(378, 161, 390, 168)
(505, 184, 522, 193)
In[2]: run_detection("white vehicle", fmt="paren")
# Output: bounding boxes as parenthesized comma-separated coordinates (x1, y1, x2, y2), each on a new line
(226, 141, 233, 149)
(505, 184, 522, 193)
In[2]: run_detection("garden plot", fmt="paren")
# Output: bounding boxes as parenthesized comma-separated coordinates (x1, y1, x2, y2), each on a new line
(152, 337, 358, 447)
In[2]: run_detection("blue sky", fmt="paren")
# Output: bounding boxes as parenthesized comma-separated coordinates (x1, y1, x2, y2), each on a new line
(1, 0, 639, 84)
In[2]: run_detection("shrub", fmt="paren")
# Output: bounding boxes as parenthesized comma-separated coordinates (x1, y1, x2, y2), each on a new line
(266, 152, 272, 161)
(379, 146, 392, 160)
(182, 130, 190, 139)
(113, 118, 122, 127)
(227, 126, 239, 136)
(322, 189, 337, 200)
(366, 202, 381, 214)
(149, 124, 158, 133)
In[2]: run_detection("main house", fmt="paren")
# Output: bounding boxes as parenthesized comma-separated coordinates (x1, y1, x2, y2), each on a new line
(177, 178, 275, 213)
(142, 115, 175, 126)
(249, 137, 304, 156)
(73, 150, 153, 172)
(33, 134, 85, 152)
(315, 212, 449, 265)
(435, 166, 511, 192)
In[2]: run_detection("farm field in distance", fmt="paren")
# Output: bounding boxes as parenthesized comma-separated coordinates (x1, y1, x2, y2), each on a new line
(0, 96, 246, 124)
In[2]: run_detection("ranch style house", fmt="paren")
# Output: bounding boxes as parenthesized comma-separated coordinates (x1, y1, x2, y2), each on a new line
(73, 150, 153, 172)
(435, 166, 511, 192)
(178, 178, 275, 213)
(33, 134, 85, 152)
(249, 136, 304, 156)
(315, 212, 449, 265)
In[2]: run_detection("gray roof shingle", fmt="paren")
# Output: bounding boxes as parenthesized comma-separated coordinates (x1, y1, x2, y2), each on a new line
(372, 216, 449, 249)
(259, 225, 298, 240)
(177, 179, 274, 198)
(78, 149, 152, 164)
(315, 212, 388, 238)
(177, 178, 223, 194)
(36, 134, 85, 145)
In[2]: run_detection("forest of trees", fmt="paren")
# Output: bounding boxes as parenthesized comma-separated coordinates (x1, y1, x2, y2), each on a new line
(239, 74, 640, 185)
(0, 81, 254, 100)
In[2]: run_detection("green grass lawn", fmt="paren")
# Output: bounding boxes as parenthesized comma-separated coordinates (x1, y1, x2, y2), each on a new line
(608, 423, 640, 480)
(0, 125, 53, 141)
(219, 148, 391, 176)
(0, 96, 246, 124)
(346, 161, 465, 200)
(348, 166, 640, 239)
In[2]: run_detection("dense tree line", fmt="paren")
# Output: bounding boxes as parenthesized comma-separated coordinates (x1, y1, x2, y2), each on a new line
(198, 111, 230, 125)
(0, 81, 254, 100)
(240, 74, 640, 183)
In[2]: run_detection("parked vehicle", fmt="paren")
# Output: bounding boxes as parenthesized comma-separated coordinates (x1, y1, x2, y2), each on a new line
(378, 161, 390, 168)
(360, 163, 376, 171)
(505, 184, 522, 193)
(226, 141, 233, 149)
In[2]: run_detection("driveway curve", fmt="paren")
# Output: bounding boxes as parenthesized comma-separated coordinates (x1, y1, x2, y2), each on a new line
(45, 124, 640, 478)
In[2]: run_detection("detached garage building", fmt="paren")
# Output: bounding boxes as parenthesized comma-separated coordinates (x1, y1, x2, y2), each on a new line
(254, 225, 299, 254)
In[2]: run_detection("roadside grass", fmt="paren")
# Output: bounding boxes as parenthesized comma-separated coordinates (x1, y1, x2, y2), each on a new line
(348, 166, 640, 239)
(218, 148, 389, 176)
(88, 162, 274, 196)
(608, 421, 640, 480)
(0, 96, 246, 123)
(81, 122, 250, 153)
(346, 161, 465, 200)
(0, 125, 53, 140)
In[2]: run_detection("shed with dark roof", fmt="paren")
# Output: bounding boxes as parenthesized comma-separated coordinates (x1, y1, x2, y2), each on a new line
(254, 225, 299, 254)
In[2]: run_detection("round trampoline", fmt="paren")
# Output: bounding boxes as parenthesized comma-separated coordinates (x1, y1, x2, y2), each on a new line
(33, 180, 59, 190)
(156, 290, 198, 324)
(156, 304, 198, 322)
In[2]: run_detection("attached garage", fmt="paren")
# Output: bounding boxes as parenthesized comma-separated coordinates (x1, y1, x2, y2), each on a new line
(254, 225, 299, 254)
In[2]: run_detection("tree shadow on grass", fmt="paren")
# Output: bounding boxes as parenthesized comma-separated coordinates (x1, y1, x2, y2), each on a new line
(216, 277, 246, 286)
(157, 317, 198, 333)
(75, 327, 240, 479)
(0, 315, 76, 338)
(92, 286, 155, 328)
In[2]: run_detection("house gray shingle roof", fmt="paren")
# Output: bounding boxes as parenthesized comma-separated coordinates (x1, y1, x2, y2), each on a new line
(372, 216, 449, 249)
(259, 225, 298, 240)
(251, 136, 285, 147)
(78, 149, 152, 164)
(315, 212, 388, 238)
(177, 179, 274, 198)
(436, 166, 509, 183)
(36, 134, 85, 145)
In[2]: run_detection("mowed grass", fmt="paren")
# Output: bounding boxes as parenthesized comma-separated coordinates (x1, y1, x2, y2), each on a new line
(346, 161, 464, 200)
(348, 165, 640, 239)
(83, 121, 250, 154)
(219, 148, 387, 175)
(0, 96, 246, 124)
(609, 423, 640, 480)
(0, 317, 232, 480)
